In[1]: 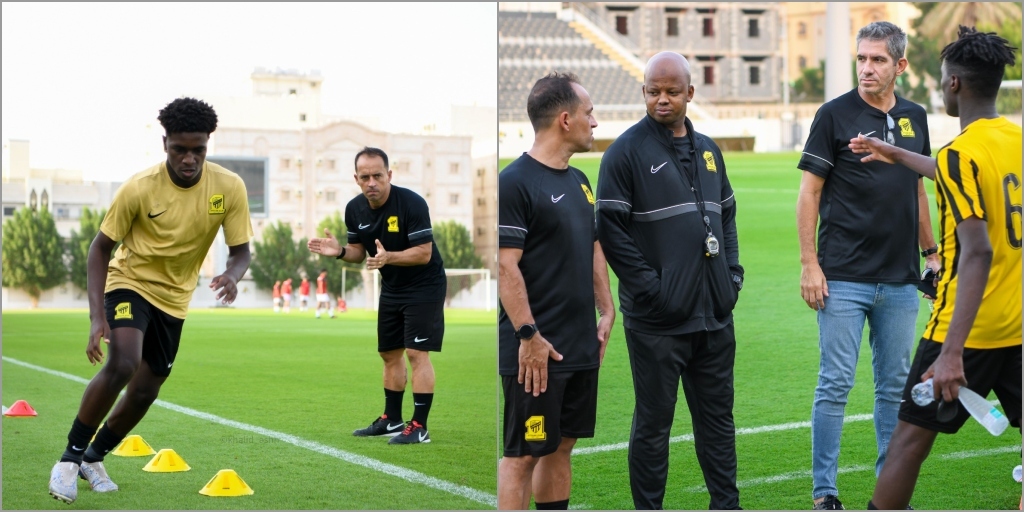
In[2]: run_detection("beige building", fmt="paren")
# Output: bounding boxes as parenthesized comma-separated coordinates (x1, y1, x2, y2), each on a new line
(472, 154, 498, 274)
(783, 2, 923, 83)
(2, 139, 120, 238)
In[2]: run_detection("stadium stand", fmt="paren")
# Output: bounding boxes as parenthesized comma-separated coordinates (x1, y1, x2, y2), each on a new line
(499, 11, 645, 121)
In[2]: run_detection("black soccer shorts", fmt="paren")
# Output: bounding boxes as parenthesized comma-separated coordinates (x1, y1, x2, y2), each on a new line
(899, 338, 1021, 433)
(104, 288, 184, 378)
(502, 368, 599, 458)
(377, 300, 444, 352)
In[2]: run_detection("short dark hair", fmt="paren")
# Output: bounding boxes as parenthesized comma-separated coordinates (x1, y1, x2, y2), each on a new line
(157, 97, 218, 135)
(354, 146, 389, 171)
(941, 25, 1018, 99)
(526, 72, 582, 132)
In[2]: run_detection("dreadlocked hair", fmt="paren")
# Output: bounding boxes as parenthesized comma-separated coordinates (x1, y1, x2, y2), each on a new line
(940, 25, 1018, 98)
(157, 97, 218, 135)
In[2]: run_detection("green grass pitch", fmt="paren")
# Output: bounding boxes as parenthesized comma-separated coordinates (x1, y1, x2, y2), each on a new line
(2, 308, 497, 510)
(500, 152, 1021, 510)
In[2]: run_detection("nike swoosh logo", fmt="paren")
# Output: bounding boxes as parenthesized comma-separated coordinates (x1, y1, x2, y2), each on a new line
(148, 211, 167, 219)
(418, 432, 428, 442)
(413, 337, 428, 343)
(167, 362, 173, 368)
(414, 402, 426, 406)
(386, 423, 404, 431)
(71, 445, 84, 451)
(358, 223, 371, 229)
(551, 194, 565, 203)
(651, 162, 668, 173)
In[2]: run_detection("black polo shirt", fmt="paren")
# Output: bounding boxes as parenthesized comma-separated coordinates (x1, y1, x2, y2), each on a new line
(498, 153, 599, 376)
(344, 185, 446, 303)
(797, 88, 930, 284)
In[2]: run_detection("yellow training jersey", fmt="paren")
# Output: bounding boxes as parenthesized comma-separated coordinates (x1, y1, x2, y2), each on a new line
(925, 117, 1022, 349)
(101, 161, 254, 318)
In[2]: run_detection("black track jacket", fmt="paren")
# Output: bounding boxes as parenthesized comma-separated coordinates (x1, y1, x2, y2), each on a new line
(597, 115, 743, 335)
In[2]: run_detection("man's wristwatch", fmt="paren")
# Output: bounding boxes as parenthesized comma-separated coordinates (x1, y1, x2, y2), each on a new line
(921, 246, 938, 257)
(335, 247, 347, 260)
(515, 323, 537, 340)
(732, 274, 743, 291)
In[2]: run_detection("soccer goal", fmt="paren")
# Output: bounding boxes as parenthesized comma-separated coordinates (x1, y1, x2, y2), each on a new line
(369, 268, 494, 311)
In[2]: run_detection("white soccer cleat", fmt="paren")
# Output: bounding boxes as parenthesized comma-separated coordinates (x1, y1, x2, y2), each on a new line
(49, 461, 79, 503)
(79, 461, 118, 492)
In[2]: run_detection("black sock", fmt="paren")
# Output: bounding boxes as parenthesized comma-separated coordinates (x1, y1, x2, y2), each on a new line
(411, 393, 433, 429)
(536, 499, 569, 510)
(60, 417, 98, 464)
(83, 422, 126, 463)
(867, 500, 878, 510)
(384, 388, 404, 423)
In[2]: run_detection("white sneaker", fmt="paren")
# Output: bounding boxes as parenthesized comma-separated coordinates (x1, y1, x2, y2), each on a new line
(49, 461, 79, 503)
(79, 461, 118, 492)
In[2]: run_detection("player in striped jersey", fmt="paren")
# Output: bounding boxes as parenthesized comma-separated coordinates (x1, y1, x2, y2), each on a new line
(850, 26, 1021, 510)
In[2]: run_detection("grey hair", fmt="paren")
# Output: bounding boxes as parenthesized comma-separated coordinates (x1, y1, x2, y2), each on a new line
(856, 21, 907, 61)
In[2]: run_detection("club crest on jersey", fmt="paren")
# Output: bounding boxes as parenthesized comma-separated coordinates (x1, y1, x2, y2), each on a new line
(208, 194, 225, 214)
(898, 118, 915, 137)
(580, 184, 596, 205)
(114, 302, 133, 320)
(525, 415, 546, 441)
(703, 151, 718, 172)
(387, 216, 399, 232)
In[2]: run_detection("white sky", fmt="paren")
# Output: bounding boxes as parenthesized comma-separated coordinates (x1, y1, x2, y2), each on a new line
(2, 2, 497, 182)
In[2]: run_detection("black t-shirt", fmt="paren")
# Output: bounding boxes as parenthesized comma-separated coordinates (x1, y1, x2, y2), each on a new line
(498, 153, 598, 376)
(344, 185, 446, 303)
(797, 89, 930, 284)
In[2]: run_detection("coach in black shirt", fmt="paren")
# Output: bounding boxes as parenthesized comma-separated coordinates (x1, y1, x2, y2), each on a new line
(796, 22, 940, 511)
(308, 147, 447, 446)
(597, 51, 743, 510)
(498, 73, 615, 510)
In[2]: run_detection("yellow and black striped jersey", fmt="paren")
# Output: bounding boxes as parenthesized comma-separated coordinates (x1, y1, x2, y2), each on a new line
(925, 117, 1022, 349)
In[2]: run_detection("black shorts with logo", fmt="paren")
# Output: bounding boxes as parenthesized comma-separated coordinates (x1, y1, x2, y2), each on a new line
(104, 289, 185, 378)
(899, 338, 1022, 433)
(502, 368, 598, 458)
(377, 300, 444, 352)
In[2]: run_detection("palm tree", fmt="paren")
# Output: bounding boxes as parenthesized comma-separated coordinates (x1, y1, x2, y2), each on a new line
(916, 2, 1021, 43)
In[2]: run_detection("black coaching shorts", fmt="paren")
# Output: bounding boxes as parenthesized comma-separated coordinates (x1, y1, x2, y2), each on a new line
(377, 300, 445, 352)
(104, 288, 185, 378)
(898, 338, 1021, 434)
(502, 368, 598, 458)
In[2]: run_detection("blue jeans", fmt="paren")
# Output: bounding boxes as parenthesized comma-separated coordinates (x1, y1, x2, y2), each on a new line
(811, 281, 918, 499)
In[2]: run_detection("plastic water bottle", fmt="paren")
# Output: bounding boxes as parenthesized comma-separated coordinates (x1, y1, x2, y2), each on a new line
(910, 378, 1009, 436)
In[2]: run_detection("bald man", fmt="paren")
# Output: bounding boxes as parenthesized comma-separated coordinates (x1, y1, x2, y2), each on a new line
(596, 52, 743, 510)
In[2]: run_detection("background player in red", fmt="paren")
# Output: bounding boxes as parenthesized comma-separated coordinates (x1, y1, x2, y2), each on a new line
(281, 278, 293, 314)
(272, 280, 282, 313)
(315, 269, 335, 319)
(299, 276, 311, 312)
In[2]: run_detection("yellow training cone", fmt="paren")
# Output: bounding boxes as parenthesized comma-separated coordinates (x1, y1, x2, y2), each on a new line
(142, 449, 191, 472)
(112, 435, 156, 457)
(199, 469, 254, 497)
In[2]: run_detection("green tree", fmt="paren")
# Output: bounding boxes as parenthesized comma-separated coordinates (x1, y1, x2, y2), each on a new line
(1, 206, 68, 307)
(792, 61, 825, 103)
(978, 18, 1023, 114)
(433, 220, 484, 305)
(67, 207, 108, 292)
(916, 2, 1022, 44)
(315, 212, 363, 296)
(249, 221, 311, 290)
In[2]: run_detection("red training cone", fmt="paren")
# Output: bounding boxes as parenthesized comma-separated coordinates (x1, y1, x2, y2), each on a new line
(4, 400, 37, 417)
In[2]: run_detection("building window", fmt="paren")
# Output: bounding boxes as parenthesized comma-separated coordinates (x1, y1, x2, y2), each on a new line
(299, 113, 307, 122)
(798, 56, 808, 69)
(2, 206, 15, 216)
(280, 189, 291, 202)
(703, 65, 715, 85)
(327, 159, 336, 170)
(477, 227, 484, 236)
(798, 21, 807, 38)
(281, 158, 290, 170)
(667, 16, 679, 36)
(326, 191, 337, 202)
(616, 15, 628, 35)
(450, 193, 459, 205)
(397, 161, 410, 173)
(476, 167, 484, 176)
(748, 18, 760, 38)
(450, 162, 460, 175)
(749, 66, 761, 85)
(702, 17, 714, 37)
(477, 197, 486, 206)
(288, 88, 297, 95)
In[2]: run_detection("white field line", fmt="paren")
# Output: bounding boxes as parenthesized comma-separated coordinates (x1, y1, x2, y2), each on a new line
(684, 445, 1021, 493)
(3, 356, 497, 508)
